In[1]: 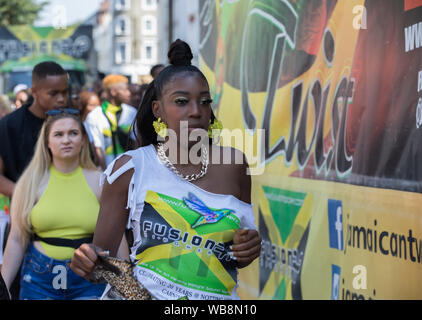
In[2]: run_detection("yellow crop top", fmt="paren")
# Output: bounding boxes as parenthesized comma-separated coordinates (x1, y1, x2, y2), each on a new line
(30, 166, 100, 260)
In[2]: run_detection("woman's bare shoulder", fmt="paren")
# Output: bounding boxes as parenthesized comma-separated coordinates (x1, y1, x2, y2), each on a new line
(209, 145, 251, 203)
(210, 145, 249, 171)
(83, 155, 134, 178)
(111, 155, 133, 174)
(102, 155, 135, 193)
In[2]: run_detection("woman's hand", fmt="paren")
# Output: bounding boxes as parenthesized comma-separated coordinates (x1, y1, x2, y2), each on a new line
(69, 243, 101, 278)
(231, 229, 262, 268)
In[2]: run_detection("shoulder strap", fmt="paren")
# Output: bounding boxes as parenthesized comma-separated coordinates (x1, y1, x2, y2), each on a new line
(101, 155, 135, 186)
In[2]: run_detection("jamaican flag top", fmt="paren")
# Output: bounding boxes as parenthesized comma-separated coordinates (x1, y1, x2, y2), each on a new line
(100, 145, 257, 300)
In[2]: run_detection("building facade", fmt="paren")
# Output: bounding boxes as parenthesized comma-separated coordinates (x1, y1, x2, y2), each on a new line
(95, 0, 159, 83)
(156, 0, 200, 67)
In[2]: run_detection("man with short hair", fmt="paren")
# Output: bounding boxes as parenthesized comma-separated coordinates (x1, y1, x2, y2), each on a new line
(85, 74, 137, 169)
(0, 61, 69, 198)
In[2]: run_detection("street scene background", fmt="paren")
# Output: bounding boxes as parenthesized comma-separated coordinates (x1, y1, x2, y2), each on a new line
(1, 0, 422, 300)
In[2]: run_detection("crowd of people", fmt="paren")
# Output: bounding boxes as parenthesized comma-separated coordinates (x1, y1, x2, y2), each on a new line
(0, 39, 261, 300)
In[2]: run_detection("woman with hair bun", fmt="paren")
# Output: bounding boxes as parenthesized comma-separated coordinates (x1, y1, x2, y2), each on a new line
(70, 39, 261, 300)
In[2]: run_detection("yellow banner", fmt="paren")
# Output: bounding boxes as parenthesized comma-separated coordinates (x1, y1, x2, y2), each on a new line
(199, 0, 422, 299)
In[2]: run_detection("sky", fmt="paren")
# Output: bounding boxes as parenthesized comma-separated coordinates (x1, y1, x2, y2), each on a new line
(34, 0, 103, 26)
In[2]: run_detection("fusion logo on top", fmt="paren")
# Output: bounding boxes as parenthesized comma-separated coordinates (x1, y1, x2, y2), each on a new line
(328, 199, 343, 251)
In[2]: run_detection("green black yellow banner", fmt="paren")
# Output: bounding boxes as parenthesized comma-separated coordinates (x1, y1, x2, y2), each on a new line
(199, 0, 422, 299)
(0, 24, 92, 72)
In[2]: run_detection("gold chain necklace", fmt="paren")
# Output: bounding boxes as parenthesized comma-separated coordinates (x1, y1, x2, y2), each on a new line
(157, 143, 209, 182)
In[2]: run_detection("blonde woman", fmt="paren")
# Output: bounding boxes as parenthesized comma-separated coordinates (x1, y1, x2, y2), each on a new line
(1, 109, 110, 300)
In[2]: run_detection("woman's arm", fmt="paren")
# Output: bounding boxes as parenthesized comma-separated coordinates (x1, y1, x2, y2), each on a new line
(70, 156, 133, 278)
(83, 168, 130, 260)
(116, 234, 130, 260)
(0, 156, 15, 198)
(0, 213, 28, 291)
(231, 151, 262, 269)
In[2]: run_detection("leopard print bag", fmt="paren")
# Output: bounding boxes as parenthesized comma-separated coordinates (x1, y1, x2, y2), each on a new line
(88, 253, 153, 300)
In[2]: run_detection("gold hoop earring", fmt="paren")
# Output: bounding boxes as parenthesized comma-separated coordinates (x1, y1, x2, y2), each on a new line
(153, 117, 168, 138)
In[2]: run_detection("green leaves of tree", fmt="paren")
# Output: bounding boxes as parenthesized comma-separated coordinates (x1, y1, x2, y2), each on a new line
(0, 0, 49, 26)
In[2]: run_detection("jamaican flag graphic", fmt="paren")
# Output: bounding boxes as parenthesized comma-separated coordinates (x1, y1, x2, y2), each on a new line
(0, 24, 92, 72)
(135, 190, 241, 298)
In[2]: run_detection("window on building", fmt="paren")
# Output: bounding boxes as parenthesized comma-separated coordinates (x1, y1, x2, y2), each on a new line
(142, 0, 156, 10)
(143, 41, 155, 62)
(120, 44, 126, 62)
(116, 41, 130, 64)
(146, 46, 152, 60)
(115, 16, 130, 35)
(115, 0, 130, 10)
(119, 19, 126, 33)
(142, 15, 156, 35)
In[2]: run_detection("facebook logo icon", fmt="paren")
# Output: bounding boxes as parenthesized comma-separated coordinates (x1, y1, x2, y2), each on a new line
(331, 264, 341, 300)
(328, 199, 343, 251)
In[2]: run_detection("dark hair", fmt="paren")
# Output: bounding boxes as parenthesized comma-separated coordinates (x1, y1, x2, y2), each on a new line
(32, 61, 67, 83)
(150, 64, 165, 78)
(134, 39, 216, 147)
(129, 83, 149, 109)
